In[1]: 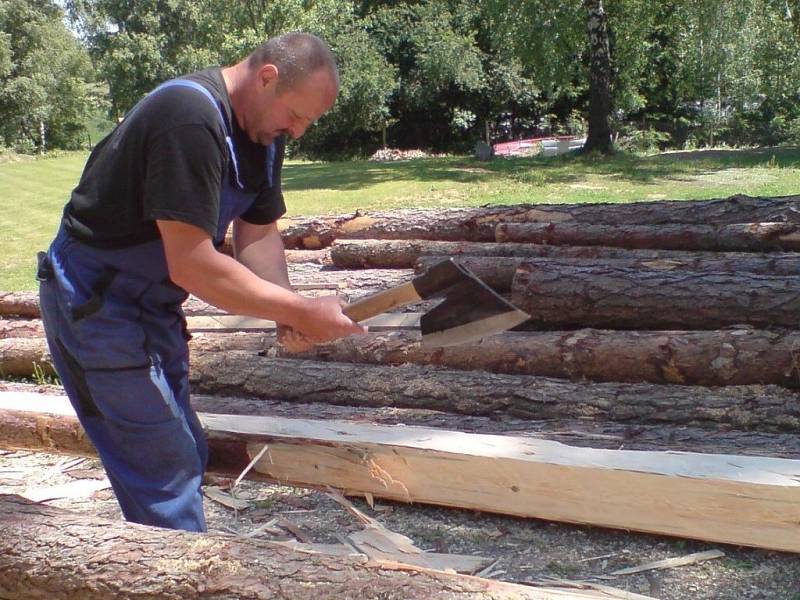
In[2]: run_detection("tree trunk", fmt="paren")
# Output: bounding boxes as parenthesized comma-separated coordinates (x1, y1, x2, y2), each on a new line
(415, 253, 800, 293)
(6, 323, 800, 388)
(5, 338, 800, 428)
(329, 239, 768, 269)
(496, 221, 800, 251)
(512, 262, 800, 330)
(0, 318, 45, 338)
(269, 328, 800, 388)
(188, 351, 800, 430)
(583, 0, 614, 154)
(0, 292, 39, 318)
(0, 495, 556, 600)
(5, 382, 800, 458)
(275, 195, 800, 249)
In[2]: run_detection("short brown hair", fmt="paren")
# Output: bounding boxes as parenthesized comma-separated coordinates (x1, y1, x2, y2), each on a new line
(248, 32, 338, 93)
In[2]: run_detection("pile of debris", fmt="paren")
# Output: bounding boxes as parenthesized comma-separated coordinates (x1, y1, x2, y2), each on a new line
(2, 192, 800, 597)
(369, 147, 429, 162)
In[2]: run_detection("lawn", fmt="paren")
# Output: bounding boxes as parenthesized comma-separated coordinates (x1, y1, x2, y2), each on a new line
(2, 146, 799, 291)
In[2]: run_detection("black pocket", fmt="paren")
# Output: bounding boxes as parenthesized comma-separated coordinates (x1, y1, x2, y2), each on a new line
(36, 251, 54, 282)
(71, 266, 119, 322)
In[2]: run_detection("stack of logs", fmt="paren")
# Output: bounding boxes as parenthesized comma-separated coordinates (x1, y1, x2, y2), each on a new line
(3, 193, 800, 586)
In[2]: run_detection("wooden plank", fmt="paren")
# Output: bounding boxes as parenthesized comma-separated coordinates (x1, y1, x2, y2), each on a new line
(207, 414, 800, 554)
(4, 393, 800, 553)
(186, 313, 422, 332)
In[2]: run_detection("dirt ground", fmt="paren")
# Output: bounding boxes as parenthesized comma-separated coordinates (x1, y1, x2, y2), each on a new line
(1, 444, 798, 600)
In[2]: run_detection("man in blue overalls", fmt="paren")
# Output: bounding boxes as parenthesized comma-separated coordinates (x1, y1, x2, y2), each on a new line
(37, 33, 365, 532)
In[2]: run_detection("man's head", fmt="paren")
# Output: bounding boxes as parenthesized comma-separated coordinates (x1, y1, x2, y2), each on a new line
(231, 32, 339, 146)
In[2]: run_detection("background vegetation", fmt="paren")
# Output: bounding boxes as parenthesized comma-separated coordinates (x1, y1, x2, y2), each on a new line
(3, 0, 800, 157)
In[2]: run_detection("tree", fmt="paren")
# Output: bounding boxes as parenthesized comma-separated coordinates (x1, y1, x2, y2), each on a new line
(0, 0, 99, 151)
(583, 0, 613, 153)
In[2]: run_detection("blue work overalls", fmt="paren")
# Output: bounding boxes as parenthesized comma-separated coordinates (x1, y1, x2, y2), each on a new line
(38, 79, 275, 531)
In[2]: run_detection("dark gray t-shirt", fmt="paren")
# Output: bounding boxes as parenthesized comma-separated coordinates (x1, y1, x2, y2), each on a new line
(63, 68, 286, 248)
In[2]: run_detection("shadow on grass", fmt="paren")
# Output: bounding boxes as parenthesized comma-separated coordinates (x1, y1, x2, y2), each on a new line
(282, 146, 800, 192)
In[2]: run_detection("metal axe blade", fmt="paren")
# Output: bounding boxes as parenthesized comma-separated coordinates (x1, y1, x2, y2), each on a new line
(344, 258, 530, 347)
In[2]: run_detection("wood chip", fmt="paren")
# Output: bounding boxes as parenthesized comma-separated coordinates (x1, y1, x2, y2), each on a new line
(609, 549, 725, 576)
(203, 486, 251, 511)
(22, 478, 111, 503)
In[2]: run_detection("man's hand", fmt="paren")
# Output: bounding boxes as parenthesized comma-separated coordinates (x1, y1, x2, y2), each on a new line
(293, 295, 367, 344)
(277, 325, 314, 353)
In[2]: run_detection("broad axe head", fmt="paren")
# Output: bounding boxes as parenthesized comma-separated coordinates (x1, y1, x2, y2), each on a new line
(412, 258, 530, 348)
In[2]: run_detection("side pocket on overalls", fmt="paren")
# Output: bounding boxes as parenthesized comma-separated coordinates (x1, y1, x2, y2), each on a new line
(70, 266, 119, 322)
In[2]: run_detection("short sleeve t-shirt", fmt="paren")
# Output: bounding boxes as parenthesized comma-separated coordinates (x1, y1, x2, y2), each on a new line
(62, 68, 286, 248)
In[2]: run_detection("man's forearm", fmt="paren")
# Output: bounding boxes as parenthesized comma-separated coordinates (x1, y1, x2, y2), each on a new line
(233, 220, 292, 290)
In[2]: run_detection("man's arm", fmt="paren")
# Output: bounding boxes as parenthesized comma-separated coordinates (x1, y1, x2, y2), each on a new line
(232, 219, 314, 351)
(232, 219, 291, 289)
(156, 219, 364, 343)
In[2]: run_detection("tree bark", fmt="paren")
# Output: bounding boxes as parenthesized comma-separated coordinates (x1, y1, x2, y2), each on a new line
(6, 323, 800, 388)
(4, 382, 800, 458)
(0, 495, 559, 600)
(496, 221, 800, 251)
(415, 253, 800, 293)
(269, 328, 800, 388)
(275, 195, 800, 248)
(0, 292, 39, 318)
(329, 239, 766, 269)
(188, 351, 800, 430)
(6, 339, 800, 428)
(512, 261, 800, 330)
(0, 318, 45, 338)
(583, 0, 614, 154)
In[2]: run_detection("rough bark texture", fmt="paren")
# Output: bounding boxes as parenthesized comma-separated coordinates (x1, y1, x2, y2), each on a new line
(329, 239, 771, 269)
(496, 221, 800, 252)
(583, 0, 614, 154)
(7, 339, 800, 428)
(0, 337, 55, 376)
(512, 262, 800, 330)
(0, 291, 39, 318)
(0, 318, 45, 338)
(267, 328, 800, 388)
(4, 381, 800, 458)
(0, 495, 562, 600)
(188, 351, 800, 430)
(415, 253, 800, 292)
(276, 195, 800, 249)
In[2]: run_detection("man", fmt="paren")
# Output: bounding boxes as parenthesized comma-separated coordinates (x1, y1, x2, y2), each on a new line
(37, 32, 365, 532)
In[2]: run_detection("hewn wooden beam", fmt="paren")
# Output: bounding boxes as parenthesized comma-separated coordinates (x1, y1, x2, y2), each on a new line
(4, 393, 797, 553)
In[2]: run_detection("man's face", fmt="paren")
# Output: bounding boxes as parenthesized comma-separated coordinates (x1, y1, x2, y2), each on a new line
(245, 66, 337, 146)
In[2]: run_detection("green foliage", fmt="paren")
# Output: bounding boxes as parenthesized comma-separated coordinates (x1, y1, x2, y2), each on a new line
(0, 0, 101, 152)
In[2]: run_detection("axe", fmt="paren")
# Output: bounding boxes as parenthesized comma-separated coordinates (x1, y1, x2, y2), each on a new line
(344, 258, 530, 347)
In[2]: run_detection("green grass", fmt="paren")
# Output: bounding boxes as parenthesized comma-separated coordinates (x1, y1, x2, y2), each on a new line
(2, 146, 800, 291)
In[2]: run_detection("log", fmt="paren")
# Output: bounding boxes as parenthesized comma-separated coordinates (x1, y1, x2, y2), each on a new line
(189, 351, 800, 430)
(496, 221, 800, 251)
(0, 318, 44, 338)
(415, 253, 800, 293)
(277, 195, 800, 249)
(8, 324, 797, 387)
(0, 495, 584, 600)
(4, 396, 800, 554)
(329, 238, 790, 269)
(273, 328, 800, 388)
(512, 262, 800, 330)
(5, 383, 800, 458)
(0, 291, 39, 318)
(6, 339, 800, 429)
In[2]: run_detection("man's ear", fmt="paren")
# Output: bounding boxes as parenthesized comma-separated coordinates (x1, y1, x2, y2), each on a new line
(257, 64, 279, 89)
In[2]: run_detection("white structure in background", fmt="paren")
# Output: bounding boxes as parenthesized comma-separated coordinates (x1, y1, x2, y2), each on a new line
(540, 137, 586, 156)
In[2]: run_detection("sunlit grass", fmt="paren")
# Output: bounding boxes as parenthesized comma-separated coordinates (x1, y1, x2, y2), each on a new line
(2, 147, 799, 290)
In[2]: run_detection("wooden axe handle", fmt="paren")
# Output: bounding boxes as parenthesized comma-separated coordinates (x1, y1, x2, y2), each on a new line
(343, 282, 421, 323)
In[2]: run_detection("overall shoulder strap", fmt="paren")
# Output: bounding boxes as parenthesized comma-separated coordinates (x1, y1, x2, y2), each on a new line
(152, 79, 245, 189)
